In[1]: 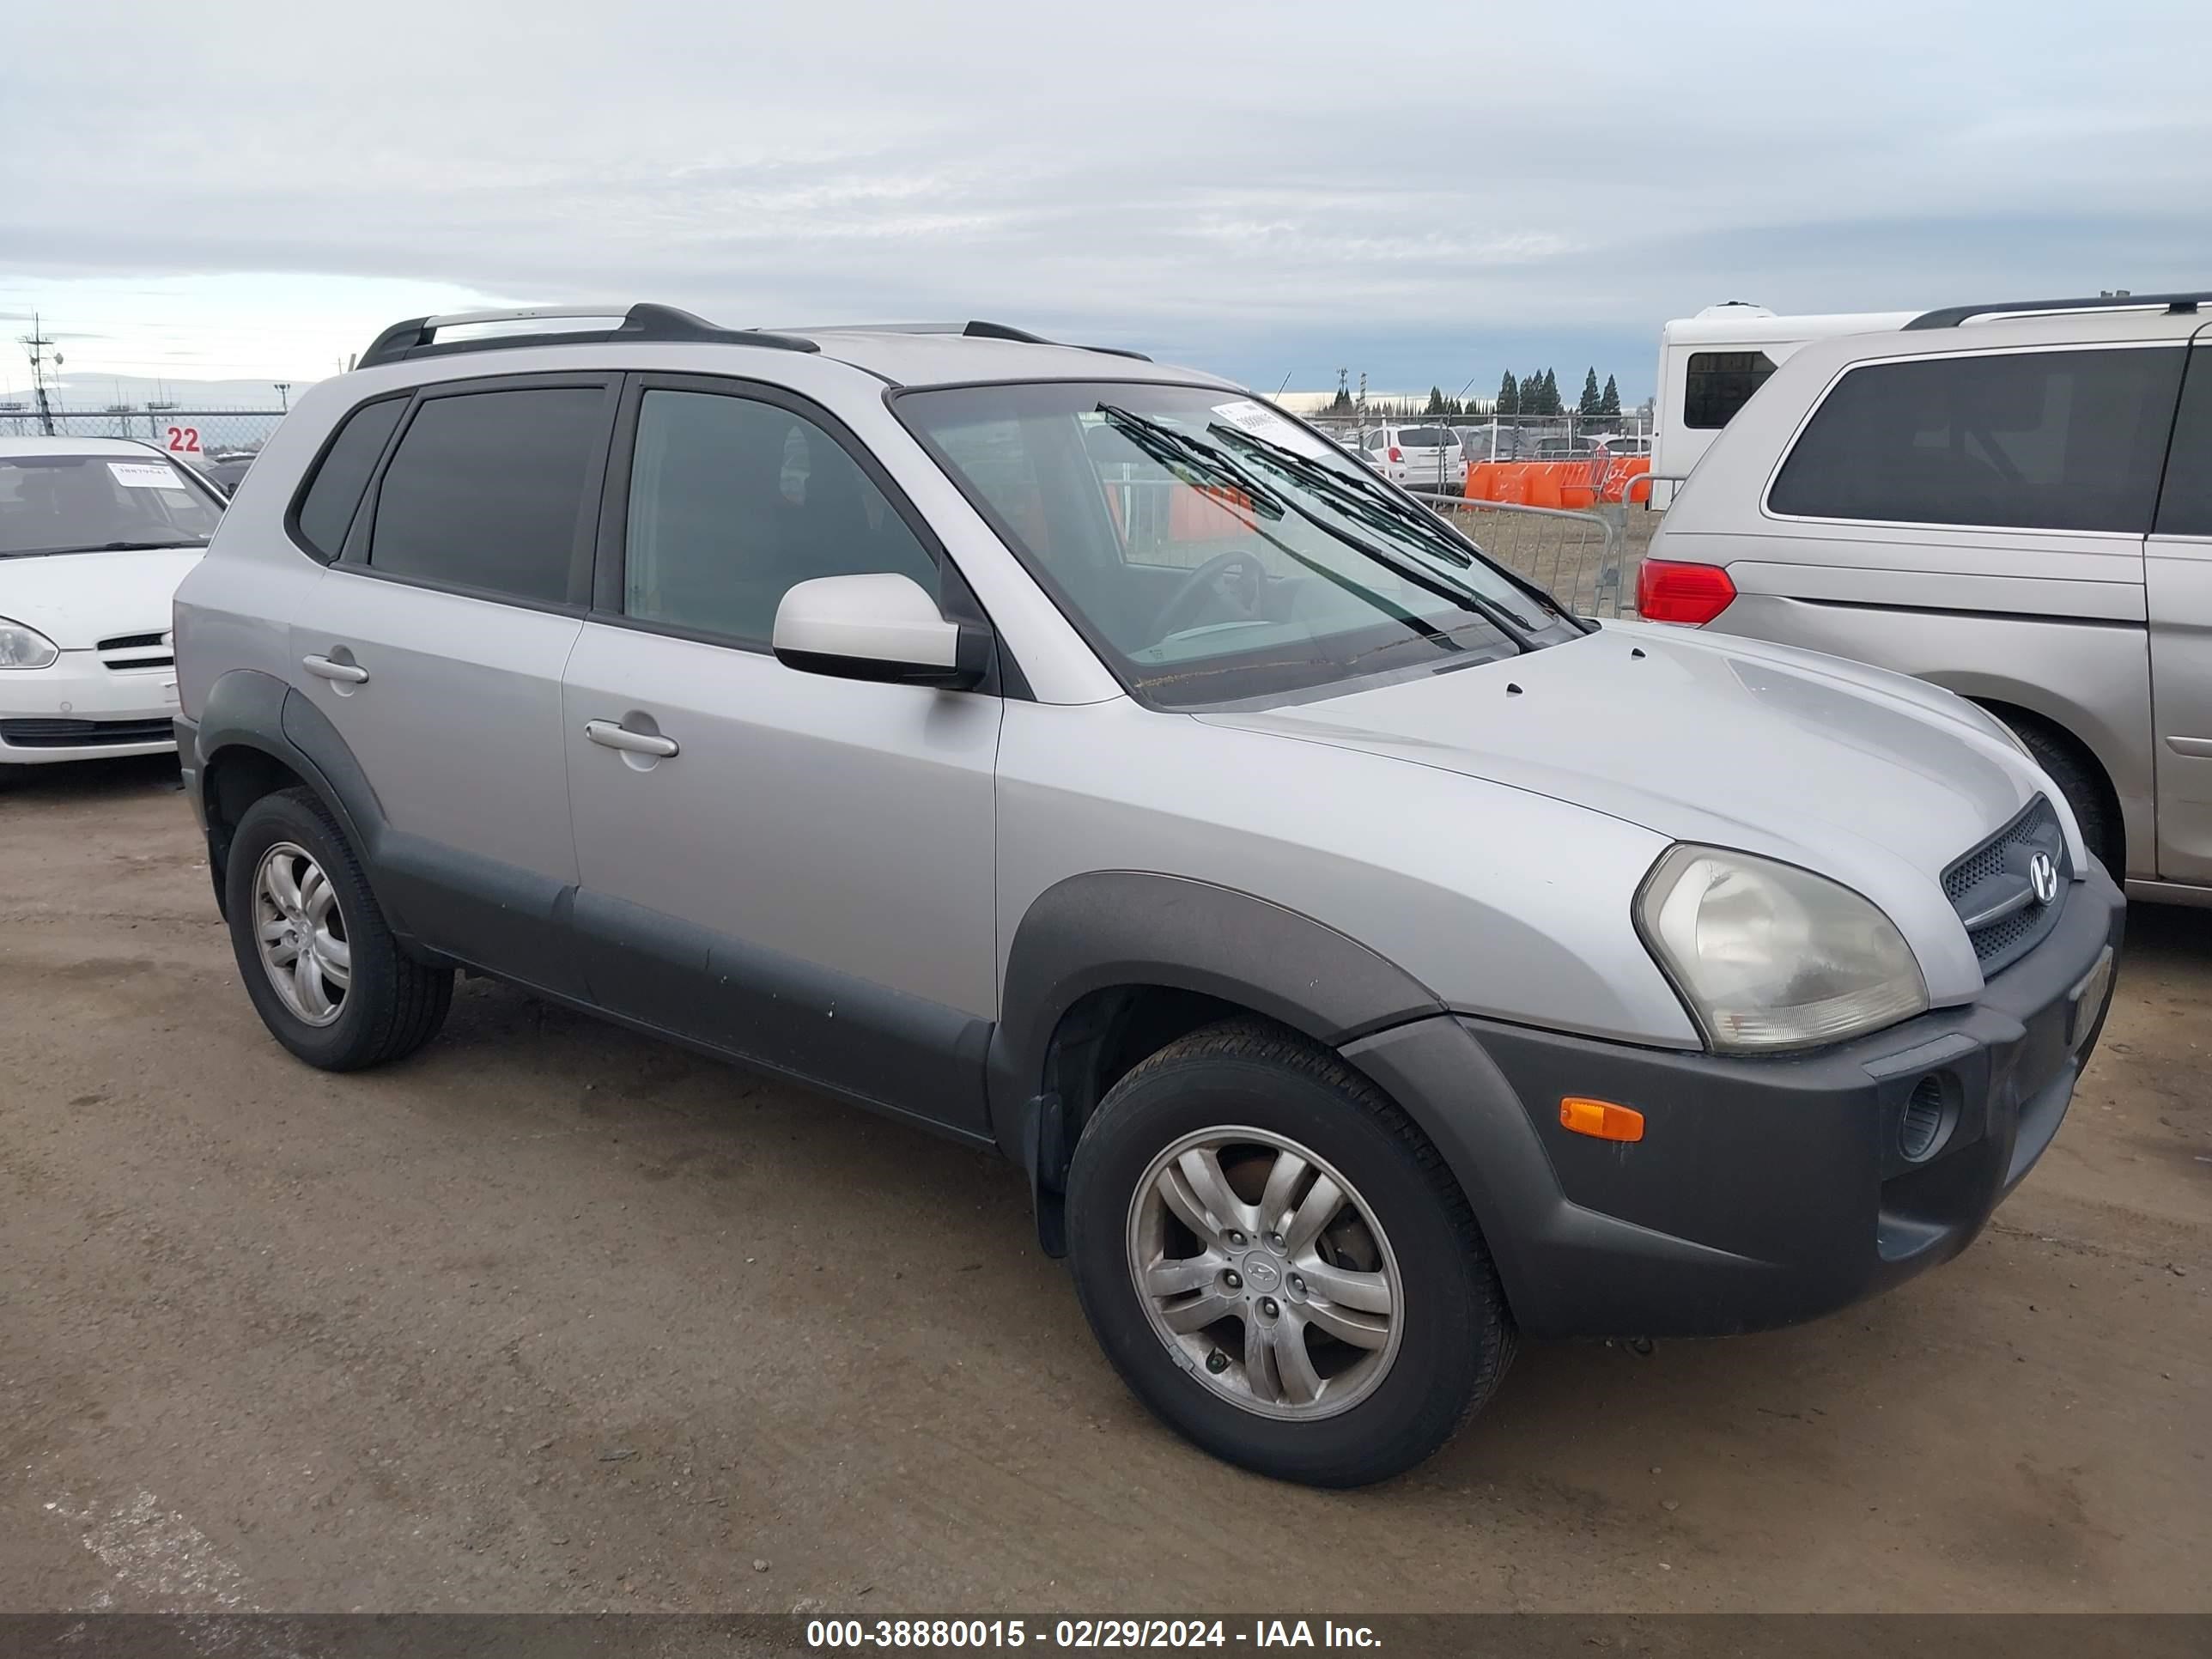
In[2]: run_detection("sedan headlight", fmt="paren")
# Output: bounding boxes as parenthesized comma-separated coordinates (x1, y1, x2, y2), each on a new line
(1637, 846, 1928, 1053)
(0, 617, 60, 670)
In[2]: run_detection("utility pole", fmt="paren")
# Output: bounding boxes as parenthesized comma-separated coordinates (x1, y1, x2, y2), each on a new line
(273, 382, 292, 411)
(19, 313, 58, 436)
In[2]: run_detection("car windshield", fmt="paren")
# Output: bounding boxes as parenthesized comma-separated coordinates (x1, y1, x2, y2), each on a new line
(896, 382, 1582, 707)
(1398, 428, 1452, 447)
(0, 453, 222, 557)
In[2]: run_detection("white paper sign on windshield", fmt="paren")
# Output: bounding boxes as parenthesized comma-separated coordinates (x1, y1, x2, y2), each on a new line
(1209, 399, 1333, 460)
(109, 462, 187, 490)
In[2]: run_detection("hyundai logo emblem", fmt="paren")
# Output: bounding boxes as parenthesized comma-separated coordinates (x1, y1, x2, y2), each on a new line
(2029, 852, 2060, 906)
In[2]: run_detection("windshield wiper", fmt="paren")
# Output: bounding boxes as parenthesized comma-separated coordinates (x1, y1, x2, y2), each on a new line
(1097, 407, 1465, 654)
(2, 538, 207, 558)
(1195, 423, 1549, 653)
(1206, 423, 1575, 640)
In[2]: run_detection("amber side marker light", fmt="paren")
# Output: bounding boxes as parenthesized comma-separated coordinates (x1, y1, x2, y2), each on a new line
(1560, 1097, 1645, 1142)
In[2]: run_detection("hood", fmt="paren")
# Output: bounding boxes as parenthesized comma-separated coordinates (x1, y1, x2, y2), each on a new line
(0, 545, 205, 647)
(1200, 621, 2063, 999)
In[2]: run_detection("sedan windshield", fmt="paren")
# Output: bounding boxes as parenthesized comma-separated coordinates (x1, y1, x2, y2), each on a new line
(896, 382, 1582, 707)
(0, 453, 222, 558)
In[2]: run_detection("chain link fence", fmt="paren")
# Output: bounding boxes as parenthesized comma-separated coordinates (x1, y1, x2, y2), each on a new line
(0, 404, 289, 466)
(1308, 411, 1653, 464)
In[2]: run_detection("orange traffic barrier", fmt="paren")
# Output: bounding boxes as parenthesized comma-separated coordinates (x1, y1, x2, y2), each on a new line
(1465, 461, 1500, 501)
(1170, 483, 1253, 541)
(1524, 465, 1564, 509)
(1494, 465, 1530, 505)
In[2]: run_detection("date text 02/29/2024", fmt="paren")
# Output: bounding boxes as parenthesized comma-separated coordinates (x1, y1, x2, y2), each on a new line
(805, 1619, 1382, 1650)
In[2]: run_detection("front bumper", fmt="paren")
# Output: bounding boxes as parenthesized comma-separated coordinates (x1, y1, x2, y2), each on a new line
(1343, 861, 2126, 1340)
(0, 648, 180, 764)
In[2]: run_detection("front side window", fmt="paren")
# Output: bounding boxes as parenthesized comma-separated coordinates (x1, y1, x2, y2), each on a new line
(897, 381, 1582, 708)
(367, 386, 604, 604)
(1769, 347, 2184, 533)
(0, 453, 222, 558)
(621, 390, 939, 644)
(1684, 350, 1778, 429)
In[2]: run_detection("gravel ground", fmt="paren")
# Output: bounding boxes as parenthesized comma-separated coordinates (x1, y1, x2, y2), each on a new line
(1, 756, 2205, 1614)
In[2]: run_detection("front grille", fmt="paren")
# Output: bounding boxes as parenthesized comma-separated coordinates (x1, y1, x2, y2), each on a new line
(97, 631, 174, 672)
(1942, 796, 2069, 975)
(0, 717, 174, 750)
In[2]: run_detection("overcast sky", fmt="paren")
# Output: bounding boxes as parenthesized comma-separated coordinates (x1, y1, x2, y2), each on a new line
(3, 0, 2207, 401)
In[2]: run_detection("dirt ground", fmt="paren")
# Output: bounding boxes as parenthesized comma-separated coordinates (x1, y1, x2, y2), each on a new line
(1, 756, 2205, 1615)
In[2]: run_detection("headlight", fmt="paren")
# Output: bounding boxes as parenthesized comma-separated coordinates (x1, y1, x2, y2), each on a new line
(1637, 846, 1928, 1053)
(0, 617, 60, 670)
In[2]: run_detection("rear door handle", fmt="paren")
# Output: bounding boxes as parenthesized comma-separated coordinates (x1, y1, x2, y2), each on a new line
(584, 719, 679, 759)
(302, 653, 369, 684)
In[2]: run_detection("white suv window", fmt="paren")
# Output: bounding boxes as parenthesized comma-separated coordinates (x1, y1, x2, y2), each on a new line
(1768, 346, 2185, 533)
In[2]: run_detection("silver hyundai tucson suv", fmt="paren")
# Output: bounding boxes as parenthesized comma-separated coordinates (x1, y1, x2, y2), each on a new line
(172, 305, 2124, 1487)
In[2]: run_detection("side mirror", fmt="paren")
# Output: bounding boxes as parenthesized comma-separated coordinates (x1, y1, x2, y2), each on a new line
(771, 573, 989, 690)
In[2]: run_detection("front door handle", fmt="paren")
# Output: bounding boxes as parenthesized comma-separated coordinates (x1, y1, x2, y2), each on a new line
(302, 653, 369, 684)
(584, 719, 679, 759)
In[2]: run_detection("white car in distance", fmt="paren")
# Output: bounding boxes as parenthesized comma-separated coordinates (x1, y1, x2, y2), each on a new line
(1, 438, 225, 778)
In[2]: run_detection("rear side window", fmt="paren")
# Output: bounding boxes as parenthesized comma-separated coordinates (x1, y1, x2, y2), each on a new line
(293, 396, 406, 560)
(1684, 350, 1777, 429)
(2156, 349, 2212, 538)
(1770, 347, 2184, 533)
(367, 386, 604, 604)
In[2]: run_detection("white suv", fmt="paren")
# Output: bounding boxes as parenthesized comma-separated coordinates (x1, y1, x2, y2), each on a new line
(1353, 424, 1462, 492)
(173, 305, 2120, 1486)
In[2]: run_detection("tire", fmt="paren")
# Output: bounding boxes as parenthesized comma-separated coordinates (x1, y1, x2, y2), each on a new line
(1999, 714, 2124, 878)
(1065, 1018, 1514, 1486)
(223, 786, 453, 1071)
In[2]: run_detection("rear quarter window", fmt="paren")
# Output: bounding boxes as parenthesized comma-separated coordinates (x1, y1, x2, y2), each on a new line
(1769, 346, 2185, 534)
(2155, 348, 2212, 538)
(291, 396, 408, 561)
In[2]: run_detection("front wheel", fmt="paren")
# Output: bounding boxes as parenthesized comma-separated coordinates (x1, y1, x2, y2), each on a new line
(1065, 1020, 1514, 1486)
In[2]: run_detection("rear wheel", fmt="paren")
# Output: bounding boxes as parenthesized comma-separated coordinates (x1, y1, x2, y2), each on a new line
(224, 787, 452, 1071)
(1065, 1019, 1513, 1486)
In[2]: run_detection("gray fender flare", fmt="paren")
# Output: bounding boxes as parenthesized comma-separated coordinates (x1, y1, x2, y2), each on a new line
(988, 872, 1466, 1249)
(193, 669, 394, 923)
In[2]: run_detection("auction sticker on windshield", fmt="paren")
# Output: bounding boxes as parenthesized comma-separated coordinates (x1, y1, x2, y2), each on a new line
(1210, 399, 1331, 459)
(108, 462, 188, 490)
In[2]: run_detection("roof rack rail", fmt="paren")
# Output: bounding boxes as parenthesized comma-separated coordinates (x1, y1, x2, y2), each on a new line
(959, 319, 1152, 362)
(1902, 292, 2210, 331)
(356, 303, 821, 369)
(792, 319, 1152, 362)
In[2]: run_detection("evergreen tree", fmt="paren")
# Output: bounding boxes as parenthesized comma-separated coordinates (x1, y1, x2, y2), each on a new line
(1496, 371, 1518, 416)
(1541, 368, 1560, 415)
(1599, 374, 1621, 418)
(1425, 386, 1447, 416)
(1577, 368, 1602, 417)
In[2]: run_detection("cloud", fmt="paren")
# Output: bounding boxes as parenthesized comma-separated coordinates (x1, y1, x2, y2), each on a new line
(2, 0, 2206, 392)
